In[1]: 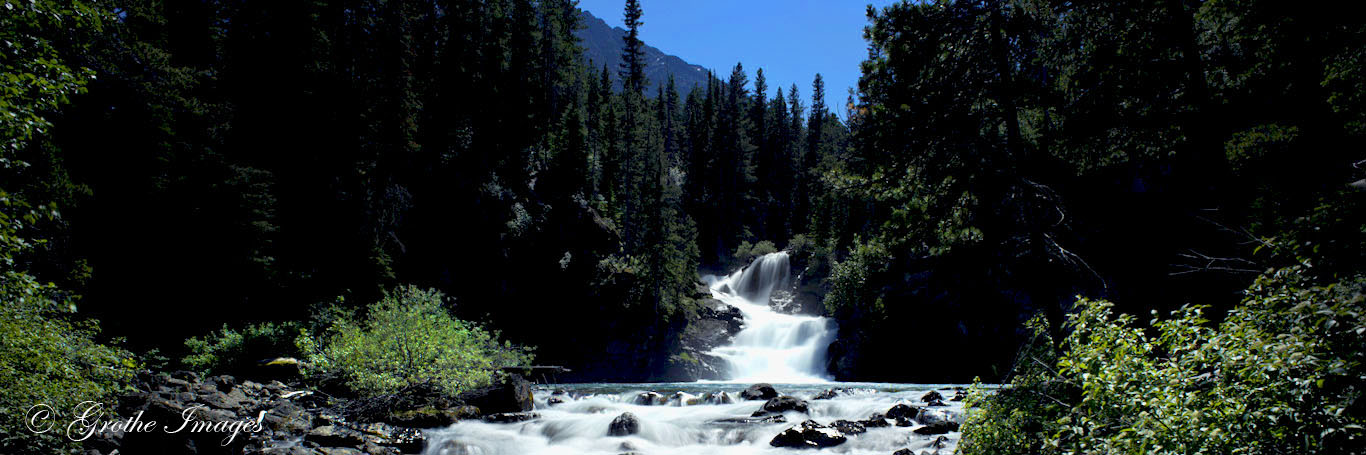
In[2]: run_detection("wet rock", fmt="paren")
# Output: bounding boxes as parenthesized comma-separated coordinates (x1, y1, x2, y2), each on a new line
(164, 377, 194, 392)
(702, 391, 733, 404)
(830, 419, 867, 435)
(860, 413, 891, 428)
(262, 401, 312, 434)
(460, 374, 534, 414)
(885, 403, 921, 420)
(916, 408, 955, 427)
(895, 416, 915, 427)
(197, 389, 244, 410)
(769, 420, 848, 449)
(307, 425, 364, 447)
(913, 421, 960, 435)
(670, 391, 701, 406)
(483, 412, 541, 424)
(386, 405, 479, 428)
(634, 391, 665, 405)
(608, 412, 641, 436)
(892, 450, 913, 455)
(314, 448, 363, 455)
(921, 390, 943, 402)
(931, 435, 950, 449)
(712, 414, 788, 426)
(245, 446, 313, 455)
(356, 423, 425, 453)
(812, 388, 842, 400)
(740, 383, 779, 401)
(951, 390, 967, 402)
(922, 390, 946, 407)
(762, 396, 810, 414)
(547, 397, 566, 406)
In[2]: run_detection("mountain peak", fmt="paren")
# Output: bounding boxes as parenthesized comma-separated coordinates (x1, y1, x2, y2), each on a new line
(576, 9, 710, 95)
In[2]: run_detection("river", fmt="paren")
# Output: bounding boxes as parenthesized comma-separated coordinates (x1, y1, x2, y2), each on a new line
(423, 252, 970, 454)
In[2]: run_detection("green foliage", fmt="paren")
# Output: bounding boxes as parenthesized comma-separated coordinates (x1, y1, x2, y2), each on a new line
(823, 238, 890, 319)
(1, 3, 134, 453)
(733, 240, 778, 262)
(961, 267, 1366, 455)
(0, 0, 105, 165)
(0, 273, 136, 454)
(182, 321, 305, 376)
(307, 286, 533, 397)
(785, 234, 815, 257)
(960, 316, 1067, 455)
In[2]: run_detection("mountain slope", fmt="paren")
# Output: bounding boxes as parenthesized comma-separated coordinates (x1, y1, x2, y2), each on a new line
(576, 10, 711, 95)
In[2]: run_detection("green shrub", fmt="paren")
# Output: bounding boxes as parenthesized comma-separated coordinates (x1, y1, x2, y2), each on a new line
(785, 234, 816, 257)
(182, 321, 305, 376)
(960, 267, 1366, 455)
(959, 315, 1068, 455)
(823, 238, 891, 318)
(308, 285, 533, 397)
(1, 274, 136, 454)
(733, 240, 779, 262)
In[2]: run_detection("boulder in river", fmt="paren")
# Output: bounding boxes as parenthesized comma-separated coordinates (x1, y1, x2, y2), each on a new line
(830, 419, 867, 435)
(913, 420, 960, 435)
(923, 390, 947, 407)
(762, 396, 810, 414)
(702, 391, 733, 404)
(885, 403, 922, 420)
(860, 412, 892, 428)
(459, 374, 533, 414)
(711, 414, 788, 426)
(608, 412, 641, 436)
(741, 383, 779, 400)
(812, 388, 842, 400)
(770, 420, 848, 449)
(892, 449, 913, 455)
(634, 391, 665, 405)
(483, 412, 540, 424)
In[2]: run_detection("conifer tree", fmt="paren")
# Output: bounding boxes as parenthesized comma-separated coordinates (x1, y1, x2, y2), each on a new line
(619, 0, 646, 93)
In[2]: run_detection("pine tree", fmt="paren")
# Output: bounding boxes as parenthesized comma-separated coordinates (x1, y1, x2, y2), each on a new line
(619, 0, 647, 93)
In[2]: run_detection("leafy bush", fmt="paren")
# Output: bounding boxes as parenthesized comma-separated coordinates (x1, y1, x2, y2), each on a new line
(182, 321, 305, 376)
(960, 267, 1366, 455)
(307, 285, 533, 397)
(1, 274, 136, 454)
(733, 240, 778, 262)
(823, 238, 891, 318)
(959, 315, 1069, 455)
(785, 234, 816, 257)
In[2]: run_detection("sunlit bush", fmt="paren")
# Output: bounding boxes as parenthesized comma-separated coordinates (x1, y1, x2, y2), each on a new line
(734, 240, 779, 262)
(308, 285, 533, 397)
(960, 267, 1366, 455)
(0, 274, 136, 454)
(182, 321, 305, 376)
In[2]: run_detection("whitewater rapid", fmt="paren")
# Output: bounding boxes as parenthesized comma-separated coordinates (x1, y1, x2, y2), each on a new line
(705, 251, 838, 383)
(423, 383, 968, 455)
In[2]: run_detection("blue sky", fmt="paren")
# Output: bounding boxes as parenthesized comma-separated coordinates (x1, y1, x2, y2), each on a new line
(576, 0, 899, 116)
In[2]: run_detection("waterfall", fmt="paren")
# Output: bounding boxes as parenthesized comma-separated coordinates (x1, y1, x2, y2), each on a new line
(706, 251, 837, 383)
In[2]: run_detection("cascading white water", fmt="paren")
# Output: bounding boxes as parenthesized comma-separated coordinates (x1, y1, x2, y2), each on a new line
(421, 253, 972, 455)
(705, 251, 837, 383)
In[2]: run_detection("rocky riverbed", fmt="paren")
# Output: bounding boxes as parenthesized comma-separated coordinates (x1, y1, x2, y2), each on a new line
(83, 373, 971, 455)
(425, 382, 971, 455)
